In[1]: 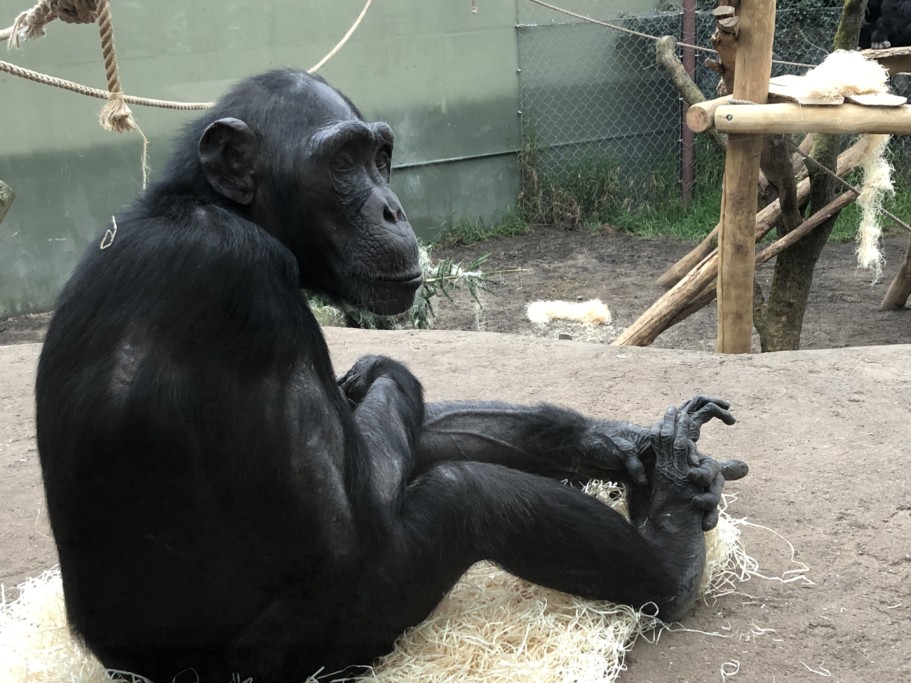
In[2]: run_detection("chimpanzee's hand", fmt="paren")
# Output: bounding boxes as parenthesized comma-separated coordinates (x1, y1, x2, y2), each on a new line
(337, 355, 423, 409)
(679, 395, 736, 442)
(629, 407, 748, 532)
(649, 406, 747, 531)
(584, 395, 746, 490)
(581, 423, 653, 487)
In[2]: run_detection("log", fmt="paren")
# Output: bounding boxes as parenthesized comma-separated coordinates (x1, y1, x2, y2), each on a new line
(656, 225, 718, 288)
(879, 233, 911, 310)
(655, 35, 728, 154)
(793, 133, 814, 174)
(613, 151, 864, 349)
(614, 189, 857, 347)
(714, 102, 911, 135)
(716, 0, 776, 353)
(686, 95, 732, 133)
(752, 190, 857, 266)
(656, 137, 867, 289)
(0, 181, 14, 226)
(669, 190, 859, 329)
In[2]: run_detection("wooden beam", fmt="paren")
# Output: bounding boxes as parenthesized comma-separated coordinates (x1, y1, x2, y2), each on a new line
(714, 102, 911, 135)
(879, 233, 911, 310)
(686, 95, 732, 133)
(717, 0, 776, 353)
(859, 45, 911, 76)
(656, 136, 865, 290)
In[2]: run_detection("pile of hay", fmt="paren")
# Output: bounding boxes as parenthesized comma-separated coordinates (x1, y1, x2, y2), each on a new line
(1, 484, 753, 683)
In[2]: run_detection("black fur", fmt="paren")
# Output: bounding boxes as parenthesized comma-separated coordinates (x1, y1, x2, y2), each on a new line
(862, 0, 911, 48)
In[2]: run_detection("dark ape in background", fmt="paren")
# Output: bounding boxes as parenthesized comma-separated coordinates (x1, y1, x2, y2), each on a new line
(35, 69, 748, 681)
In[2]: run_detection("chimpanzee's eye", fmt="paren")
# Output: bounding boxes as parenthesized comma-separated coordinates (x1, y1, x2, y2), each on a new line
(332, 152, 356, 173)
(375, 150, 391, 173)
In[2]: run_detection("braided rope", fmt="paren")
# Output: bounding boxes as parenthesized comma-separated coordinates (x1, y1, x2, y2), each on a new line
(95, 0, 135, 132)
(7, 0, 96, 47)
(0, 0, 374, 112)
(0, 58, 213, 108)
(47, 0, 97, 24)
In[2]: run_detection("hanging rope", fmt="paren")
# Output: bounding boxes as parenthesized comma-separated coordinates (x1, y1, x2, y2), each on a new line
(95, 0, 134, 132)
(0, 0, 374, 112)
(307, 0, 372, 73)
(0, 58, 212, 108)
(6, 0, 97, 48)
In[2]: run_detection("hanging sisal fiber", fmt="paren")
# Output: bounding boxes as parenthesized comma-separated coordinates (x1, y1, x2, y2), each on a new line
(800, 50, 895, 274)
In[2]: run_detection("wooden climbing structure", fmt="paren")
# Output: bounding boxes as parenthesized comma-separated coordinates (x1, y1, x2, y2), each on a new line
(615, 0, 911, 353)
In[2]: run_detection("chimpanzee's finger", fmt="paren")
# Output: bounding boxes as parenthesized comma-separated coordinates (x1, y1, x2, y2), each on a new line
(720, 459, 749, 480)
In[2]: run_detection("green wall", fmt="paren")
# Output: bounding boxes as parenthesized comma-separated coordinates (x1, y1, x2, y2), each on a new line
(0, 0, 521, 316)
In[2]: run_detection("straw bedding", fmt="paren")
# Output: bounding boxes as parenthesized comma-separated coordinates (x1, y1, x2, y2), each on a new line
(1, 483, 753, 683)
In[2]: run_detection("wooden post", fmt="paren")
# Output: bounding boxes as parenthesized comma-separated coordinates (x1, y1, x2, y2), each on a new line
(0, 181, 14, 226)
(716, 0, 776, 353)
(680, 0, 697, 204)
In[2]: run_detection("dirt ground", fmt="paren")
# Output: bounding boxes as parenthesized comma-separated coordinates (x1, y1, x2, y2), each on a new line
(1, 231, 910, 682)
(1, 230, 908, 349)
(428, 229, 911, 351)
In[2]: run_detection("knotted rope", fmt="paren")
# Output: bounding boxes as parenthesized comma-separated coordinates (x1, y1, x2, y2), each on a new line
(7, 0, 97, 47)
(6, 0, 135, 132)
(94, 0, 134, 132)
(1, 0, 373, 117)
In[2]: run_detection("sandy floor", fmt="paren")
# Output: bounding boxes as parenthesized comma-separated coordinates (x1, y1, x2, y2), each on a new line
(2, 328, 909, 682)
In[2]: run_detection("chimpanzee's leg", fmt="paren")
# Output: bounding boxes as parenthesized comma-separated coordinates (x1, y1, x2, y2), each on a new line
(326, 407, 719, 669)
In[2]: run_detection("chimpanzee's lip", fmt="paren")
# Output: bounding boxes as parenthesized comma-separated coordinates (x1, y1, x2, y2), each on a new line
(376, 272, 423, 289)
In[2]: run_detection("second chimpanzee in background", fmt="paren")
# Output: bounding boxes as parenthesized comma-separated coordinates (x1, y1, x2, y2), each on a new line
(861, 0, 911, 48)
(35, 69, 748, 681)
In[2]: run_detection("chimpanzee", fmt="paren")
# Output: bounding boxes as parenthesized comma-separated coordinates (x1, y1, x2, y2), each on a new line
(35, 69, 748, 682)
(862, 0, 911, 48)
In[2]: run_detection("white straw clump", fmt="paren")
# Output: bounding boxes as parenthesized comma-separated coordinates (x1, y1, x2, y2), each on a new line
(2, 483, 759, 683)
(364, 482, 750, 683)
(801, 49, 890, 98)
(527, 299, 612, 326)
(0, 569, 120, 683)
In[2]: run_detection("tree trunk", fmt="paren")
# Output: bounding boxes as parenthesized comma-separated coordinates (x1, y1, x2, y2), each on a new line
(755, 0, 866, 352)
(655, 35, 728, 153)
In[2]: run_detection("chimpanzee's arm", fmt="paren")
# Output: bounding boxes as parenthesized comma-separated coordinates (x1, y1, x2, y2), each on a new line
(414, 397, 742, 487)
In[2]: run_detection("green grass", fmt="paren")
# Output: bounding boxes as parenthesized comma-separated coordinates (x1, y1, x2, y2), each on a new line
(437, 208, 531, 247)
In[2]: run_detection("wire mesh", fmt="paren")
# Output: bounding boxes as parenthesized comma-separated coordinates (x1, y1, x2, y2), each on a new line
(515, 3, 908, 209)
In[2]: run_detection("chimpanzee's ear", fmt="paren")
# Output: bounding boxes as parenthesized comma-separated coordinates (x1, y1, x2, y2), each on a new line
(198, 117, 259, 205)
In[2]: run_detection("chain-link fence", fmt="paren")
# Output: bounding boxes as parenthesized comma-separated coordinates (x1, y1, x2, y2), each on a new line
(515, 3, 909, 218)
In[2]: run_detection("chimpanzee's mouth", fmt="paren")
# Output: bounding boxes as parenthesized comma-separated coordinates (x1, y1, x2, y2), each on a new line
(376, 272, 423, 289)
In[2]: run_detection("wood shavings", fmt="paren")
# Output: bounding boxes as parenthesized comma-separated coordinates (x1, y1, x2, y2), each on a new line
(1, 483, 756, 683)
(801, 50, 890, 99)
(526, 299, 612, 325)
